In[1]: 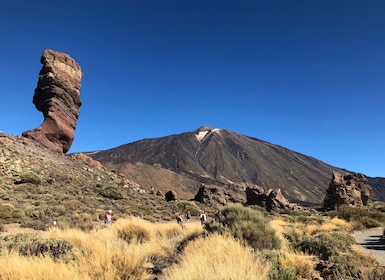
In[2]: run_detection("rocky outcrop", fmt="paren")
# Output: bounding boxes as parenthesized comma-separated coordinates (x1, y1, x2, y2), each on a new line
(193, 184, 228, 207)
(22, 49, 82, 153)
(245, 185, 298, 212)
(69, 153, 103, 169)
(322, 171, 372, 210)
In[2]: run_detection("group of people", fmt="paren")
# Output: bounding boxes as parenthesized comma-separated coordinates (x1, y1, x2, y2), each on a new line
(103, 209, 214, 227)
(176, 211, 208, 226)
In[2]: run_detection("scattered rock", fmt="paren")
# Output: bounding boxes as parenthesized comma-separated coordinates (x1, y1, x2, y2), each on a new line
(322, 171, 372, 210)
(69, 153, 103, 169)
(165, 190, 178, 201)
(22, 49, 82, 153)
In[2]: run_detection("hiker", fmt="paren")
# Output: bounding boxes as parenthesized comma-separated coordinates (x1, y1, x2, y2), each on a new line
(176, 214, 185, 228)
(186, 211, 191, 222)
(200, 212, 207, 225)
(103, 210, 113, 224)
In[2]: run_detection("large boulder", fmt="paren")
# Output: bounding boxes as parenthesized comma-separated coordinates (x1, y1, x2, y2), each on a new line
(22, 49, 82, 153)
(165, 190, 178, 202)
(246, 185, 297, 212)
(193, 184, 227, 207)
(322, 171, 372, 210)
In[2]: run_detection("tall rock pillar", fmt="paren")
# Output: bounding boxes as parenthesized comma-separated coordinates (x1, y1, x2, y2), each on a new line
(23, 49, 82, 153)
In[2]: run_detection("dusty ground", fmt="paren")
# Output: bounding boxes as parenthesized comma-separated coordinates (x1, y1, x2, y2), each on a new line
(354, 227, 385, 265)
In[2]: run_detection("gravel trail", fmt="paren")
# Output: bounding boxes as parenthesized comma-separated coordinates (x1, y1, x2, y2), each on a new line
(354, 227, 385, 265)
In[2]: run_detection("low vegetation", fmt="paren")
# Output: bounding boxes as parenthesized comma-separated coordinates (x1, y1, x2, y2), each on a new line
(1, 203, 385, 279)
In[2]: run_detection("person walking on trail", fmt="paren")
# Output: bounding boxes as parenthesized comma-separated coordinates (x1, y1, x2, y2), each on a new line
(186, 211, 191, 222)
(103, 210, 113, 225)
(200, 212, 207, 225)
(176, 214, 184, 228)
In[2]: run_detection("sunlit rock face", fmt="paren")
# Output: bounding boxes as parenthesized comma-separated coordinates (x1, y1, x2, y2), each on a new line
(23, 49, 82, 153)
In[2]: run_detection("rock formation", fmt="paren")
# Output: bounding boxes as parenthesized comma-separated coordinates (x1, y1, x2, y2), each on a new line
(245, 185, 297, 212)
(165, 190, 178, 202)
(193, 184, 228, 207)
(22, 49, 82, 153)
(322, 171, 372, 210)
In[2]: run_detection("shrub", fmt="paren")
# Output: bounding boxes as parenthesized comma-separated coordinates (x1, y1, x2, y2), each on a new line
(0, 204, 23, 223)
(116, 218, 154, 244)
(5, 233, 73, 260)
(163, 233, 269, 280)
(206, 203, 281, 250)
(294, 231, 354, 260)
(173, 200, 201, 216)
(327, 205, 385, 229)
(97, 185, 123, 200)
(19, 171, 42, 185)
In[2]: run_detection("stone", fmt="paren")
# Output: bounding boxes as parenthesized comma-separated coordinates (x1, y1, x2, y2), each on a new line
(69, 153, 103, 169)
(322, 171, 372, 210)
(246, 185, 297, 212)
(165, 190, 178, 201)
(22, 49, 82, 153)
(193, 184, 228, 207)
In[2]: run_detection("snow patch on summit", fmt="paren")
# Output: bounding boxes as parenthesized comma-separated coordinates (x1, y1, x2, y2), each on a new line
(196, 130, 209, 141)
(195, 128, 221, 141)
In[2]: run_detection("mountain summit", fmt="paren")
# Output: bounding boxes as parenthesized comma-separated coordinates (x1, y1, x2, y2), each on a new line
(87, 126, 356, 206)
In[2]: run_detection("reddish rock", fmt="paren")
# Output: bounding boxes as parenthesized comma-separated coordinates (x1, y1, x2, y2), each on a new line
(22, 49, 82, 153)
(323, 171, 372, 209)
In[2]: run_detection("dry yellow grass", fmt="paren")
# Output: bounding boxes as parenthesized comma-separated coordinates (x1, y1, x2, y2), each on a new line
(162, 233, 269, 280)
(278, 251, 314, 279)
(0, 217, 204, 280)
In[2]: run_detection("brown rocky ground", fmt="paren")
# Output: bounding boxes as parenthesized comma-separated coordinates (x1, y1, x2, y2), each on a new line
(0, 132, 211, 231)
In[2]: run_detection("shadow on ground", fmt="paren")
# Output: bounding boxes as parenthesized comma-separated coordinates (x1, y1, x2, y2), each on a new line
(356, 234, 385, 251)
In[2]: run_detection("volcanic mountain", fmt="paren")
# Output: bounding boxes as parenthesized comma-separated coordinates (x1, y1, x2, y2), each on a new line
(87, 126, 382, 206)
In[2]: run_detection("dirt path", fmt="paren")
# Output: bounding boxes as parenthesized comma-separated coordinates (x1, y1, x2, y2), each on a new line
(354, 227, 385, 265)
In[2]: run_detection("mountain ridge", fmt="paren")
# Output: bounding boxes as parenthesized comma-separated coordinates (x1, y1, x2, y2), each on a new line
(87, 126, 383, 206)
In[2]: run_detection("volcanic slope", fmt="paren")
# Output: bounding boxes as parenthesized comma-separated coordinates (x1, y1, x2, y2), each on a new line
(87, 126, 352, 206)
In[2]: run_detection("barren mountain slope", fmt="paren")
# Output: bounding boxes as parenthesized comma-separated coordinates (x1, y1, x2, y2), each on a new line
(88, 126, 356, 206)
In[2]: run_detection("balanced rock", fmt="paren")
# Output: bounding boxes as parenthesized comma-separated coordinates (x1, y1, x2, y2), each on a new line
(22, 49, 82, 153)
(323, 171, 372, 210)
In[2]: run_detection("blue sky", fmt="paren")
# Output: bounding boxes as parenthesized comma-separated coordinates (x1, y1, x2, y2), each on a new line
(0, 1, 384, 177)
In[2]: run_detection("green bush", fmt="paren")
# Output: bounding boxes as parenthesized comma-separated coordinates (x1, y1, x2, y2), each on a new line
(97, 185, 123, 200)
(206, 203, 281, 250)
(4, 233, 73, 260)
(19, 171, 42, 185)
(326, 205, 385, 229)
(0, 204, 23, 223)
(173, 200, 201, 216)
(294, 231, 354, 260)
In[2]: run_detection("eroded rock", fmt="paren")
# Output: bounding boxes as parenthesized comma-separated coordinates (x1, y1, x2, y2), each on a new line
(323, 171, 372, 210)
(22, 49, 82, 153)
(246, 185, 298, 212)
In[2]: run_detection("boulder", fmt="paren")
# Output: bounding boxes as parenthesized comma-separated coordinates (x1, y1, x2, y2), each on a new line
(322, 171, 372, 210)
(193, 184, 227, 207)
(22, 49, 82, 153)
(165, 190, 178, 201)
(246, 185, 297, 212)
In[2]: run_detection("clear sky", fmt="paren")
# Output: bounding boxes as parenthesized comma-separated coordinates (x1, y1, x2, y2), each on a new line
(0, 1, 384, 177)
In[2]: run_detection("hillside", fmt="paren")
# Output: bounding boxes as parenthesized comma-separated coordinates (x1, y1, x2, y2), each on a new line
(87, 126, 364, 206)
(0, 132, 191, 229)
